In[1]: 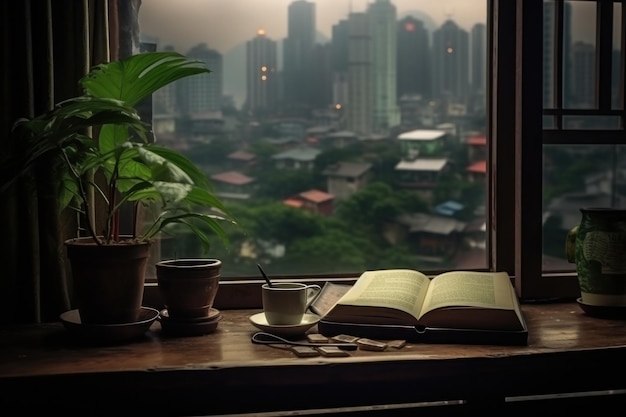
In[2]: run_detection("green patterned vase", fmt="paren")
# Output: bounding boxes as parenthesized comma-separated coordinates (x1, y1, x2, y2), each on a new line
(566, 208, 626, 306)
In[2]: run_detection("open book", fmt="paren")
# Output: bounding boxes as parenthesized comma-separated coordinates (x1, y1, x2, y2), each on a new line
(316, 269, 528, 346)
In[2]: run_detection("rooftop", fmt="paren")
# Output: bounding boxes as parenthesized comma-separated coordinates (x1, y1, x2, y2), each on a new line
(395, 158, 448, 172)
(211, 171, 254, 185)
(467, 136, 487, 146)
(466, 160, 487, 174)
(228, 150, 256, 161)
(299, 189, 334, 203)
(397, 129, 447, 141)
(397, 213, 466, 235)
(322, 162, 373, 178)
(272, 147, 321, 162)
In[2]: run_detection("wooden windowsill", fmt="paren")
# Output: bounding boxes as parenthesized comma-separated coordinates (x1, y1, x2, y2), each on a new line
(1, 301, 625, 415)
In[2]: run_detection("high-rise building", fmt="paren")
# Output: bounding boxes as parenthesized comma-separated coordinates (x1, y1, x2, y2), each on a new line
(367, 0, 400, 133)
(309, 43, 333, 109)
(153, 74, 178, 115)
(144, 44, 178, 115)
(543, 1, 572, 108)
(571, 41, 595, 108)
(346, 12, 373, 135)
(432, 20, 470, 106)
(470, 23, 486, 113)
(612, 49, 621, 109)
(397, 15, 431, 99)
(246, 29, 278, 114)
(331, 19, 349, 110)
(181, 43, 223, 113)
(282, 0, 315, 111)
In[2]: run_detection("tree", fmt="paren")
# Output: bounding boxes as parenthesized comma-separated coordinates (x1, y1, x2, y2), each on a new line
(247, 203, 324, 245)
(336, 182, 428, 233)
(255, 170, 322, 199)
(280, 229, 372, 274)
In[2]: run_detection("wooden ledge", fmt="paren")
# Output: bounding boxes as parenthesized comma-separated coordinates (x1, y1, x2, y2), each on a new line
(1, 301, 625, 415)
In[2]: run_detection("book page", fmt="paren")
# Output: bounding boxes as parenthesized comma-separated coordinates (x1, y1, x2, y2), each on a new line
(419, 271, 514, 317)
(336, 269, 430, 320)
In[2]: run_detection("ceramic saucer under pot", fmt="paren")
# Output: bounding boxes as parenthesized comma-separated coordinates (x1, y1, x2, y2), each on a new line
(159, 308, 222, 336)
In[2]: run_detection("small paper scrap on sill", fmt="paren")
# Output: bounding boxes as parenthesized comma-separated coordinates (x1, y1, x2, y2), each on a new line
(290, 346, 320, 358)
(316, 346, 351, 357)
(356, 338, 388, 351)
(307, 333, 329, 343)
(387, 340, 407, 349)
(331, 334, 359, 343)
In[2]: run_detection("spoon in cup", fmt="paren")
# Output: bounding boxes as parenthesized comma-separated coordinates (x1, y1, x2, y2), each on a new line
(257, 263, 273, 288)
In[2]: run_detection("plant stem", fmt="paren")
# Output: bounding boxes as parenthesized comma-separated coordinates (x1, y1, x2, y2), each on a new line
(61, 148, 100, 244)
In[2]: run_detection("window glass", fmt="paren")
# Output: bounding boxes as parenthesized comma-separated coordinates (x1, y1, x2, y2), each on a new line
(543, 144, 626, 272)
(612, 2, 623, 110)
(139, 0, 488, 278)
(541, 1, 625, 273)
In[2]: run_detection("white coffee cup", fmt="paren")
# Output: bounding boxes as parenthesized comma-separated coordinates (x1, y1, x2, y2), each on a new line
(262, 282, 322, 325)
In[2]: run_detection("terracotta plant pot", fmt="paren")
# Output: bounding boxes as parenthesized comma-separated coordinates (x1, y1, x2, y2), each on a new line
(65, 237, 151, 325)
(155, 258, 222, 319)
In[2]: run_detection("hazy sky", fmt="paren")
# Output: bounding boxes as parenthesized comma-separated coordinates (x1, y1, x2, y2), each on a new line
(138, 0, 604, 108)
(139, 0, 489, 53)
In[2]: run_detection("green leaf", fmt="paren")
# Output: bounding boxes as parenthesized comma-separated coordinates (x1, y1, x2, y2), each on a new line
(81, 51, 211, 106)
(146, 146, 213, 189)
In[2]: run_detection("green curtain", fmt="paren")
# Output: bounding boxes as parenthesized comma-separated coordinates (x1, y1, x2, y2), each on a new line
(0, 0, 111, 324)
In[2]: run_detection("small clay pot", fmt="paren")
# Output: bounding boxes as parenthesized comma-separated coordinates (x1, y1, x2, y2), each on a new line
(155, 259, 221, 320)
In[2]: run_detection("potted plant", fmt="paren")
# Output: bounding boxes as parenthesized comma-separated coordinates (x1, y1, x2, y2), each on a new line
(4, 52, 236, 325)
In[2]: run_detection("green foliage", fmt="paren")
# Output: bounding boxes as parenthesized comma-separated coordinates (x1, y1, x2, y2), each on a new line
(313, 145, 362, 175)
(255, 169, 322, 200)
(432, 174, 485, 220)
(336, 182, 428, 231)
(283, 230, 370, 273)
(5, 52, 236, 252)
(185, 138, 238, 168)
(247, 203, 324, 245)
(543, 146, 606, 204)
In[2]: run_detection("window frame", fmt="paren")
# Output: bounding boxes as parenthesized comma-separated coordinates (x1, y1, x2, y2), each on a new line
(142, 0, 624, 307)
(510, 0, 625, 300)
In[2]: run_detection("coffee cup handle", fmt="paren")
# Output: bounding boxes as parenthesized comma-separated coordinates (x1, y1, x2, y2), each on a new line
(304, 284, 322, 310)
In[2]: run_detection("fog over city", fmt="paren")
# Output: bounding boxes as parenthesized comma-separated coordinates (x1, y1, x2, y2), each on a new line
(138, 0, 601, 107)
(139, 0, 486, 53)
(139, 0, 599, 53)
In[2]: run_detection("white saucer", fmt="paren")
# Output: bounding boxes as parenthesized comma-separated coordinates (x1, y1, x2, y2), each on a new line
(248, 312, 320, 337)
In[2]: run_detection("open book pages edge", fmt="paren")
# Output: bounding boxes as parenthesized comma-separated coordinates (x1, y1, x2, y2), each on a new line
(323, 269, 525, 331)
(324, 304, 421, 326)
(420, 271, 517, 316)
(333, 269, 429, 319)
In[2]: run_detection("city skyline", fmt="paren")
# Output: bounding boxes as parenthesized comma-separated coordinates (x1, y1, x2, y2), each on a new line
(139, 0, 606, 109)
(140, 0, 488, 109)
(139, 0, 601, 54)
(139, 0, 488, 54)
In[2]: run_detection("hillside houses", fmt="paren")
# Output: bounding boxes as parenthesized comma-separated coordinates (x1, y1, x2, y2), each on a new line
(322, 162, 373, 200)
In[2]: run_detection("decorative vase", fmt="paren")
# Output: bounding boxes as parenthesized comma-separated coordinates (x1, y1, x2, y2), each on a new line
(566, 208, 626, 307)
(155, 258, 222, 320)
(65, 237, 151, 324)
